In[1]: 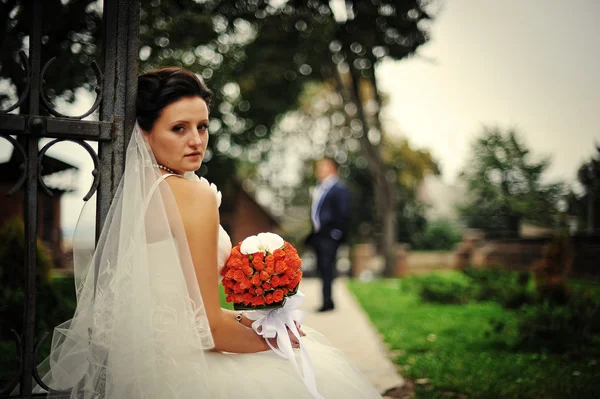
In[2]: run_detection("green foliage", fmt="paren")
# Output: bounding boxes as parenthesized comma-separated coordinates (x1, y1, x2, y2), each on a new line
(412, 218, 462, 251)
(410, 268, 533, 309)
(0, 219, 76, 385)
(464, 267, 533, 309)
(513, 293, 600, 353)
(344, 137, 440, 244)
(349, 278, 600, 399)
(567, 146, 600, 232)
(0, 218, 53, 340)
(410, 272, 475, 304)
(458, 127, 565, 235)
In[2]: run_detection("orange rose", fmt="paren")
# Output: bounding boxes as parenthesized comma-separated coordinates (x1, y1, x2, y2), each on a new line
(248, 287, 256, 295)
(254, 296, 266, 306)
(233, 282, 243, 294)
(251, 274, 261, 286)
(231, 246, 244, 259)
(239, 279, 251, 290)
(234, 293, 244, 303)
(224, 287, 233, 294)
(286, 254, 301, 269)
(227, 258, 243, 269)
(270, 275, 281, 288)
(284, 268, 295, 278)
(262, 282, 271, 290)
(273, 289, 285, 303)
(265, 266, 275, 275)
(260, 271, 270, 281)
(243, 265, 254, 276)
(225, 294, 233, 303)
(256, 287, 264, 295)
(282, 287, 289, 295)
(273, 248, 285, 260)
(242, 257, 250, 267)
(254, 261, 265, 271)
(279, 275, 290, 286)
(292, 258, 302, 269)
(265, 293, 274, 304)
(275, 261, 287, 274)
(233, 270, 245, 281)
(265, 255, 275, 268)
(252, 252, 265, 264)
(286, 245, 298, 255)
(243, 293, 253, 305)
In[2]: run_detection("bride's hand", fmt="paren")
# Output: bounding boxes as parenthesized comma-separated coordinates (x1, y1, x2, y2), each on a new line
(294, 321, 306, 337)
(266, 331, 301, 350)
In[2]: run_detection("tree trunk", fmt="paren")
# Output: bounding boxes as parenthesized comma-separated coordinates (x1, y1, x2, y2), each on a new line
(327, 62, 398, 276)
(369, 65, 399, 277)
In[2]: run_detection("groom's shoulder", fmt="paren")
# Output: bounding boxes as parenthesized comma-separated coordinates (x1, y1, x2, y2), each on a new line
(333, 180, 349, 192)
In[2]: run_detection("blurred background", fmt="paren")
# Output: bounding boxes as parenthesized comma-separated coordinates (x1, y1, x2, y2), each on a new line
(1, 1, 599, 398)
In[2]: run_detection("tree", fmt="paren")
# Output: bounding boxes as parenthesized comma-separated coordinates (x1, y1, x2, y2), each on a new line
(2, 1, 437, 276)
(568, 145, 600, 233)
(412, 218, 462, 250)
(237, 0, 437, 275)
(458, 127, 564, 236)
(244, 79, 439, 250)
(318, 0, 435, 276)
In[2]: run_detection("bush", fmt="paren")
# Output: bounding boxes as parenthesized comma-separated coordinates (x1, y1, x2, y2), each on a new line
(463, 267, 533, 309)
(0, 219, 76, 386)
(412, 218, 462, 251)
(514, 293, 600, 353)
(413, 273, 475, 304)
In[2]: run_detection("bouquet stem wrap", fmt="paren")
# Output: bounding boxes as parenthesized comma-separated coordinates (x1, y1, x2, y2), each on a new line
(246, 291, 323, 399)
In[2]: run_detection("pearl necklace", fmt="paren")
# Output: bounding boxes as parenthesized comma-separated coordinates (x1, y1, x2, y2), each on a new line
(153, 163, 179, 175)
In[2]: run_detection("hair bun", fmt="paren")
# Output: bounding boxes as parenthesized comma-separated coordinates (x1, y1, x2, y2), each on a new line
(136, 68, 212, 131)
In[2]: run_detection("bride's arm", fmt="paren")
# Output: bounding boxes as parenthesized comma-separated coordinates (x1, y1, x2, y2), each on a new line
(169, 179, 269, 353)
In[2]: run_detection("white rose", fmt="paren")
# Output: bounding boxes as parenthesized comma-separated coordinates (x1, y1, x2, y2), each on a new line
(240, 232, 285, 255)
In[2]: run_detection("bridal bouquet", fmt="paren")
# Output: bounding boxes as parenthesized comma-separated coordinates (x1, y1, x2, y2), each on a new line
(221, 232, 303, 309)
(220, 233, 322, 399)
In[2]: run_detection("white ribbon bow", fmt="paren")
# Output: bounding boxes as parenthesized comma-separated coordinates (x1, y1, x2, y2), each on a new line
(245, 291, 324, 399)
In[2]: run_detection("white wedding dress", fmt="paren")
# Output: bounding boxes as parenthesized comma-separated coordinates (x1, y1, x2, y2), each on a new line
(145, 191, 382, 399)
(35, 125, 381, 399)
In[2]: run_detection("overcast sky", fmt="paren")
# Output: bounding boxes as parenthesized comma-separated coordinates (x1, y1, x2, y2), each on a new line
(1, 0, 598, 232)
(378, 0, 600, 184)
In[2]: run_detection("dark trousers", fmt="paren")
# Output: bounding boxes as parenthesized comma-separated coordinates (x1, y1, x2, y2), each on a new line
(313, 236, 340, 307)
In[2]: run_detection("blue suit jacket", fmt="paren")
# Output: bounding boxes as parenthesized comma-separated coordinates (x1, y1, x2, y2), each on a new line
(305, 181, 351, 246)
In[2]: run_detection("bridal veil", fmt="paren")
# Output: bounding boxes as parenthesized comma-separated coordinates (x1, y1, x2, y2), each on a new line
(36, 124, 215, 398)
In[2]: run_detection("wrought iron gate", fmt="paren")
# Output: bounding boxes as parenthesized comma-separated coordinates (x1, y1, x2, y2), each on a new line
(0, 1, 140, 397)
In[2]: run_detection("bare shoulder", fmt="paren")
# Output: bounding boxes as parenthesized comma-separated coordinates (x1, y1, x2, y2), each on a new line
(165, 176, 218, 221)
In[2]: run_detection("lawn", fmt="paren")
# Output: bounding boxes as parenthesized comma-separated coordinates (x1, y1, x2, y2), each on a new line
(348, 275, 600, 399)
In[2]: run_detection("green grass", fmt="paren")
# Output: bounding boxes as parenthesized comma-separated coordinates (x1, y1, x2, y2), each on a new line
(348, 277, 600, 399)
(220, 283, 233, 309)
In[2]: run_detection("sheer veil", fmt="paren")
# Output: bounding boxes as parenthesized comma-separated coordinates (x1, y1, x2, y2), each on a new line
(36, 123, 215, 398)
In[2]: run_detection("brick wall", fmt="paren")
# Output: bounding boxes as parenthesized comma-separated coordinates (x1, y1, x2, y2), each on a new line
(220, 187, 281, 246)
(0, 183, 64, 266)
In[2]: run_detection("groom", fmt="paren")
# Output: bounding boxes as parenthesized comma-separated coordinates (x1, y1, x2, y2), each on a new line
(304, 158, 350, 312)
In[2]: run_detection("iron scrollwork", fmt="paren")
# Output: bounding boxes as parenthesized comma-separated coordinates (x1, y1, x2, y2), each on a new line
(40, 58, 104, 120)
(0, 52, 31, 115)
(0, 133, 28, 196)
(37, 138, 100, 201)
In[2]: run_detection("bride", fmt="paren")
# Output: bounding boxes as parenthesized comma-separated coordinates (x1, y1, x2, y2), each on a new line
(38, 67, 382, 398)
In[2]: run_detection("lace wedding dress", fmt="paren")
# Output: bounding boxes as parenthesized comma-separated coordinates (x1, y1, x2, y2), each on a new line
(34, 125, 382, 399)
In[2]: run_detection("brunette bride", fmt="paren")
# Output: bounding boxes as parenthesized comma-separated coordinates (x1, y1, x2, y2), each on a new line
(37, 67, 382, 399)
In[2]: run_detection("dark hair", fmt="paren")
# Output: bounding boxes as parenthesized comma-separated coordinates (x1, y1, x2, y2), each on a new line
(136, 67, 213, 131)
(320, 156, 340, 171)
